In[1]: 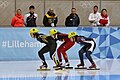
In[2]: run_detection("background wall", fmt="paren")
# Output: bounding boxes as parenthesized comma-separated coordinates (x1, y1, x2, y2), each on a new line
(0, 27, 119, 61)
(0, 0, 120, 26)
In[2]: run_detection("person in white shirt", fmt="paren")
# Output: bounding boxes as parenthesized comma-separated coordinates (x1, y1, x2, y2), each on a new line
(88, 5, 100, 26)
(24, 5, 38, 27)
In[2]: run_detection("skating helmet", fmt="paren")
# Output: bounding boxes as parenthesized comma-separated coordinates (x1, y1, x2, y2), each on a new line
(29, 28, 39, 34)
(49, 29, 58, 35)
(68, 32, 77, 38)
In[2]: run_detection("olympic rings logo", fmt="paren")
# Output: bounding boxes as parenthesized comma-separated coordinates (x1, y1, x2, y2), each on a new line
(80, 1, 96, 9)
(0, 1, 9, 8)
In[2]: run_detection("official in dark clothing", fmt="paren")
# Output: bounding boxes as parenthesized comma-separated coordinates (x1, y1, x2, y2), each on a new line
(29, 28, 59, 69)
(43, 8, 58, 27)
(65, 8, 80, 27)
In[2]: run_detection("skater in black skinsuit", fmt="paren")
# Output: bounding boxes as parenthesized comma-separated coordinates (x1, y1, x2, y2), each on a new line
(29, 28, 59, 69)
(68, 32, 97, 69)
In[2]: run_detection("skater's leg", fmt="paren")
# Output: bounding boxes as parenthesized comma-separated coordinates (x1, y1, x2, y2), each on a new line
(61, 48, 68, 63)
(78, 45, 87, 65)
(57, 43, 65, 62)
(49, 43, 59, 66)
(61, 41, 75, 63)
(38, 45, 49, 67)
(85, 51, 94, 63)
(86, 41, 96, 68)
(86, 51, 96, 68)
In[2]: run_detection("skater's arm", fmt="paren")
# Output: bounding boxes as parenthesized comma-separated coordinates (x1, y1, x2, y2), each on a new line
(57, 34, 68, 40)
(76, 36, 94, 45)
(36, 34, 48, 43)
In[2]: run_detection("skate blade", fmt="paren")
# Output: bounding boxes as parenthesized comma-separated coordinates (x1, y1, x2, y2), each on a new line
(37, 68, 50, 71)
(75, 67, 87, 69)
(64, 67, 73, 69)
(53, 66, 57, 68)
(55, 67, 63, 70)
(87, 68, 100, 70)
(53, 65, 63, 68)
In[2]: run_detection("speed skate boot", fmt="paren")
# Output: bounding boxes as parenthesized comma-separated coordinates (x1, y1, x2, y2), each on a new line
(59, 62, 63, 66)
(54, 61, 63, 70)
(77, 63, 84, 68)
(89, 63, 96, 69)
(40, 63, 48, 69)
(63, 62, 70, 67)
(53, 60, 62, 68)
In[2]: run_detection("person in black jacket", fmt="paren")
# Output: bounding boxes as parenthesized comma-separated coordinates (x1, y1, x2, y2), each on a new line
(43, 8, 58, 27)
(24, 5, 38, 27)
(29, 28, 60, 69)
(65, 8, 80, 27)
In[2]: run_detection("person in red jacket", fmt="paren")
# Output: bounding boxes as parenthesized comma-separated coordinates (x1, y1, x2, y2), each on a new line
(11, 9, 24, 27)
(57, 33, 75, 67)
(98, 9, 110, 27)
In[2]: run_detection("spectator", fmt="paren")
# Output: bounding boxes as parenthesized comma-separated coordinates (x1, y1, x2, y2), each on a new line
(98, 9, 110, 27)
(24, 5, 38, 27)
(11, 9, 24, 27)
(88, 5, 100, 26)
(65, 8, 80, 27)
(43, 8, 58, 27)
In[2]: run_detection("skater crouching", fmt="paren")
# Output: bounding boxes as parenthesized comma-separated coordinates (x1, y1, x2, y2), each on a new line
(56, 33, 75, 67)
(29, 28, 60, 69)
(49, 29, 75, 67)
(68, 32, 97, 69)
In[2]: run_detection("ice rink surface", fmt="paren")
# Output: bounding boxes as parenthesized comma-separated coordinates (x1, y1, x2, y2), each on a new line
(0, 59, 120, 80)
